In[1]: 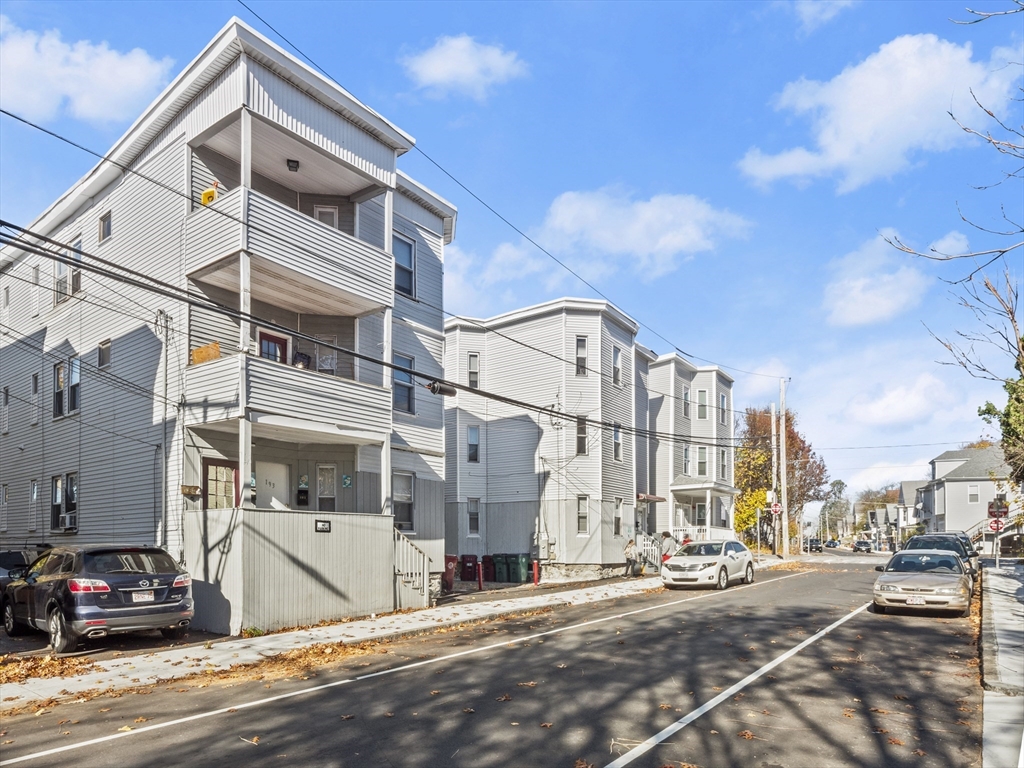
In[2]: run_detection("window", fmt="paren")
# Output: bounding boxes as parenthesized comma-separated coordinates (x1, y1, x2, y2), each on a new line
(313, 205, 338, 228)
(968, 485, 979, 504)
(258, 330, 289, 364)
(32, 265, 40, 316)
(575, 337, 587, 376)
(467, 425, 480, 463)
(30, 373, 38, 425)
(719, 448, 727, 480)
(683, 444, 691, 475)
(683, 388, 690, 418)
(394, 235, 414, 297)
(98, 340, 111, 368)
(0, 484, 7, 532)
(203, 459, 238, 509)
(98, 212, 112, 242)
(720, 393, 727, 425)
(576, 495, 589, 534)
(28, 480, 38, 531)
(2, 286, 8, 309)
(612, 346, 621, 385)
(614, 497, 623, 536)
(697, 446, 707, 476)
(613, 423, 622, 461)
(315, 335, 337, 376)
(467, 353, 479, 389)
(1, 387, 7, 434)
(53, 362, 65, 417)
(317, 465, 337, 511)
(71, 239, 83, 295)
(468, 498, 480, 536)
(68, 357, 80, 413)
(50, 473, 79, 530)
(697, 390, 707, 419)
(55, 260, 69, 304)
(393, 472, 414, 531)
(393, 353, 415, 413)
(576, 416, 588, 455)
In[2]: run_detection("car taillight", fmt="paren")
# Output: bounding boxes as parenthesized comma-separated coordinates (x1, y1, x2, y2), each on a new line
(172, 574, 191, 588)
(68, 578, 111, 593)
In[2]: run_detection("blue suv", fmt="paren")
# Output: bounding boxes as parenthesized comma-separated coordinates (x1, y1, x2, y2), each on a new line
(2, 545, 193, 653)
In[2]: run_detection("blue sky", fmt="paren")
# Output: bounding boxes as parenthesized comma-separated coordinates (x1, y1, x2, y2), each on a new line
(1, 1, 1021, 497)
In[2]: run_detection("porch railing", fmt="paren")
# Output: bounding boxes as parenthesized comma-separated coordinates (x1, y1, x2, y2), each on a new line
(636, 531, 661, 568)
(672, 525, 736, 543)
(394, 528, 429, 609)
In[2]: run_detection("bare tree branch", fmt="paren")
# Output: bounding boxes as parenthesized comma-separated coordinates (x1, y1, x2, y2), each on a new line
(953, 0, 1024, 24)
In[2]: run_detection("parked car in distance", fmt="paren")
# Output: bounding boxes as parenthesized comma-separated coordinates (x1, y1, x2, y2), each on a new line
(662, 540, 754, 590)
(853, 540, 873, 553)
(872, 549, 973, 617)
(0, 545, 52, 594)
(902, 534, 978, 591)
(3, 545, 194, 653)
(824, 540, 839, 549)
(936, 531, 982, 569)
(808, 538, 823, 553)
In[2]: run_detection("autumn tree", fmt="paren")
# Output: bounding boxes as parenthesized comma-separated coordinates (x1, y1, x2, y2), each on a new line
(734, 406, 829, 543)
(819, 479, 851, 539)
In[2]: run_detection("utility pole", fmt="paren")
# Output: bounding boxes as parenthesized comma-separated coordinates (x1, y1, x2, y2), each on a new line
(780, 378, 789, 558)
(771, 403, 778, 556)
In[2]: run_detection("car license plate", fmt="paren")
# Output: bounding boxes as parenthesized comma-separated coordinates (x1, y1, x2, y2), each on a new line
(906, 596, 926, 605)
(132, 590, 154, 603)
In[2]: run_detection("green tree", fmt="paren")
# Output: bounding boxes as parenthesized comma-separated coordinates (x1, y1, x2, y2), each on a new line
(820, 479, 851, 539)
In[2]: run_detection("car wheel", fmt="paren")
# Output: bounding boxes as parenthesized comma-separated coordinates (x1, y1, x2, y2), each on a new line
(48, 609, 78, 654)
(716, 568, 729, 590)
(3, 601, 27, 637)
(161, 626, 187, 641)
(743, 563, 755, 584)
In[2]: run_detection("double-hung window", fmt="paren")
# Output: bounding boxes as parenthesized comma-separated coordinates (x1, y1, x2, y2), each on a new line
(98, 340, 111, 368)
(393, 353, 415, 413)
(576, 495, 589, 534)
(613, 497, 623, 536)
(31, 265, 40, 316)
(575, 337, 587, 376)
(1, 386, 8, 434)
(467, 426, 480, 463)
(51, 472, 78, 530)
(53, 362, 65, 417)
(719, 393, 727, 425)
(394, 235, 415, 297)
(55, 260, 69, 304)
(313, 205, 338, 228)
(613, 424, 622, 461)
(30, 373, 38, 425)
(28, 480, 39, 532)
(697, 446, 707, 476)
(0, 484, 7, 532)
(697, 390, 708, 420)
(719, 448, 727, 480)
(612, 347, 621, 385)
(683, 444, 691, 475)
(683, 388, 690, 418)
(468, 498, 480, 536)
(98, 212, 112, 242)
(968, 485, 980, 504)
(393, 472, 414, 531)
(576, 416, 588, 455)
(467, 353, 479, 388)
(71, 239, 83, 295)
(68, 357, 81, 413)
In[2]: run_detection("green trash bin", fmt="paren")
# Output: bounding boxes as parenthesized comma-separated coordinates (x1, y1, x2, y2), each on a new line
(513, 553, 531, 583)
(494, 554, 509, 583)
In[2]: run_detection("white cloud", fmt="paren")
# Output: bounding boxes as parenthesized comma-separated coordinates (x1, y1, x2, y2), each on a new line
(928, 230, 970, 258)
(790, 1, 858, 33)
(0, 15, 173, 125)
(844, 372, 955, 427)
(844, 460, 931, 494)
(401, 34, 527, 101)
(739, 35, 1022, 192)
(739, 358, 790, 401)
(823, 232, 931, 326)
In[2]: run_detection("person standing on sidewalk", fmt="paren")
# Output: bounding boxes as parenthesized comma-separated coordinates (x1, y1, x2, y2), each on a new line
(623, 539, 638, 577)
(661, 531, 678, 563)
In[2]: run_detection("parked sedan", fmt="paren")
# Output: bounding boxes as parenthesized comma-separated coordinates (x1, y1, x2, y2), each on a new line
(808, 538, 823, 553)
(872, 550, 974, 617)
(902, 534, 978, 590)
(661, 540, 754, 590)
(852, 540, 873, 553)
(824, 540, 839, 549)
(3, 545, 194, 653)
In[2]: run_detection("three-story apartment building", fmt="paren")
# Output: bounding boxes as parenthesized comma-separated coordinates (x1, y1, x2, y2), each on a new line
(0, 19, 455, 633)
(443, 298, 736, 579)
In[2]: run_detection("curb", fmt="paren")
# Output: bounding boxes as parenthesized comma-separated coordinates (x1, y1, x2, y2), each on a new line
(980, 565, 1024, 697)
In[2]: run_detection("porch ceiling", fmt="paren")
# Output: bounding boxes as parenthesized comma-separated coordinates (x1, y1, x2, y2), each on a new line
(204, 116, 378, 196)
(189, 253, 382, 316)
(670, 480, 739, 497)
(188, 412, 386, 446)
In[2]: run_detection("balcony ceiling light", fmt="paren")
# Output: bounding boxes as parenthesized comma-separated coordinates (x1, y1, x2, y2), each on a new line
(287, 159, 300, 172)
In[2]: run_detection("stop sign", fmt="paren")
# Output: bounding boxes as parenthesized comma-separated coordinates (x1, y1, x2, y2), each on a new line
(771, 502, 782, 515)
(990, 519, 1005, 532)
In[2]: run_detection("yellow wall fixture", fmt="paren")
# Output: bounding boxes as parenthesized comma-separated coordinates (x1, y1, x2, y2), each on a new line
(200, 180, 220, 206)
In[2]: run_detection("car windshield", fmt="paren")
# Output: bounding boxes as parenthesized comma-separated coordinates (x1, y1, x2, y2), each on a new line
(905, 538, 963, 554)
(84, 550, 179, 574)
(885, 554, 963, 574)
(0, 552, 31, 570)
(676, 543, 723, 557)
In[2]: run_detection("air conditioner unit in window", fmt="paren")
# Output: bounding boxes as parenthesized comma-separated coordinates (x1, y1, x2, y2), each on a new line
(59, 513, 78, 530)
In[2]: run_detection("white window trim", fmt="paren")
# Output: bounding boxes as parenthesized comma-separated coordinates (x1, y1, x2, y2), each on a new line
(68, 356, 81, 414)
(719, 448, 727, 480)
(576, 495, 590, 535)
(30, 373, 39, 425)
(613, 497, 623, 537)
(967, 484, 980, 504)
(467, 425, 480, 463)
(28, 479, 38, 532)
(720, 393, 727, 425)
(612, 346, 622, 386)
(393, 471, 415, 533)
(697, 446, 708, 477)
(98, 339, 111, 369)
(467, 498, 480, 537)
(0, 484, 7, 532)
(98, 211, 112, 243)
(316, 463, 337, 512)
(467, 352, 480, 389)
(697, 390, 708, 420)
(1, 386, 8, 435)
(54, 259, 69, 305)
(313, 205, 338, 228)
(575, 336, 588, 376)
(683, 444, 691, 476)
(31, 264, 40, 317)
(393, 352, 415, 414)
(393, 232, 416, 298)
(576, 416, 588, 456)
(53, 361, 65, 419)
(683, 388, 690, 418)
(613, 423, 622, 462)
(71, 238, 83, 295)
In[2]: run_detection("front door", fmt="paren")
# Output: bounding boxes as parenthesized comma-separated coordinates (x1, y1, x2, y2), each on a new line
(255, 462, 291, 509)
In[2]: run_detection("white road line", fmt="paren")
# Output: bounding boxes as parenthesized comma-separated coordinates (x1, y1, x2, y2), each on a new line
(605, 601, 872, 768)
(0, 571, 810, 766)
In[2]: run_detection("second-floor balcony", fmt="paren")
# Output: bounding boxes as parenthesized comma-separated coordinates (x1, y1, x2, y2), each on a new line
(185, 186, 393, 317)
(184, 353, 391, 445)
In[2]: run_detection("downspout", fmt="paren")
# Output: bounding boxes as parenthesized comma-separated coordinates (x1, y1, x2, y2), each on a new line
(158, 309, 169, 548)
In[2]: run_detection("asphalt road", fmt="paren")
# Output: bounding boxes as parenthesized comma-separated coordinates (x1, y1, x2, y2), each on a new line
(0, 563, 982, 768)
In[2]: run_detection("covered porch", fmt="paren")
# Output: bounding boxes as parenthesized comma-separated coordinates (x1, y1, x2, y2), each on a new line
(668, 480, 738, 542)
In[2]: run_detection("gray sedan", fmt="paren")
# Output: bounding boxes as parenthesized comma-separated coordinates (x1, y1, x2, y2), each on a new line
(872, 549, 974, 617)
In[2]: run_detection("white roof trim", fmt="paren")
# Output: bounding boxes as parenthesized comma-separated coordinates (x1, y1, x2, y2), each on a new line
(444, 296, 639, 335)
(397, 170, 457, 245)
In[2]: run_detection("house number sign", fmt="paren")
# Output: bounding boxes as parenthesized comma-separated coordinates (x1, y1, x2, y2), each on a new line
(315, 520, 331, 533)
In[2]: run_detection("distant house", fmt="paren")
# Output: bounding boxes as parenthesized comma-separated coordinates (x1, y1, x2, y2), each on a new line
(908, 447, 1021, 539)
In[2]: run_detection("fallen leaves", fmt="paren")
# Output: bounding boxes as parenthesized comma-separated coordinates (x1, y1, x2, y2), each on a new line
(430, 690, 441, 696)
(888, 737, 904, 746)
(737, 730, 756, 740)
(540, 722, 553, 728)
(240, 735, 260, 745)
(117, 726, 133, 732)
(573, 760, 595, 768)
(340, 714, 355, 721)
(913, 749, 927, 756)
(517, 681, 538, 688)
(0, 653, 102, 685)
(384, 712, 394, 718)
(658, 704, 672, 710)
(495, 694, 512, 702)
(463, 708, 475, 714)
(894, 695, 908, 701)
(133, 717, 148, 723)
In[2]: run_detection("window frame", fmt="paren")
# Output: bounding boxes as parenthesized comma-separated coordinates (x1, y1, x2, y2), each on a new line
(53, 361, 65, 418)
(314, 334, 337, 376)
(1, 386, 8, 435)
(683, 387, 690, 418)
(719, 448, 727, 480)
(0, 484, 7, 532)
(967, 484, 980, 504)
(31, 264, 40, 317)
(467, 425, 480, 463)
(98, 340, 111, 368)
(393, 353, 415, 414)
(54, 258, 69, 305)
(697, 446, 708, 477)
(467, 353, 479, 389)
(683, 444, 691, 475)
(30, 373, 39, 425)
(202, 458, 239, 510)
(393, 232, 416, 298)
(393, 471, 415, 532)
(313, 205, 338, 229)
(98, 211, 112, 242)
(697, 390, 708, 420)
(28, 479, 39, 532)
(575, 336, 588, 376)
(576, 495, 590, 535)
(257, 328, 290, 365)
(612, 346, 621, 386)
(613, 423, 622, 462)
(719, 393, 727, 425)
(317, 463, 337, 512)
(467, 498, 480, 536)
(68, 356, 81, 413)
(576, 416, 588, 456)
(70, 238, 83, 295)
(613, 497, 623, 536)
(50, 473, 80, 532)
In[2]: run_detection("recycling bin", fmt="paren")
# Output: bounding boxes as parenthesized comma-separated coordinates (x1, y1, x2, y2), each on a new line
(460, 554, 478, 581)
(513, 553, 531, 583)
(482, 555, 496, 582)
(494, 553, 510, 583)
(442, 555, 458, 592)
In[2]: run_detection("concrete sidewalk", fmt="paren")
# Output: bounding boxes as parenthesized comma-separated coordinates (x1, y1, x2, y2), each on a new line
(980, 560, 1024, 768)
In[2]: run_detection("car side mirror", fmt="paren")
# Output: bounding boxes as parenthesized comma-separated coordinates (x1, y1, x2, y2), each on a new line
(875, 566, 884, 572)
(8, 567, 27, 580)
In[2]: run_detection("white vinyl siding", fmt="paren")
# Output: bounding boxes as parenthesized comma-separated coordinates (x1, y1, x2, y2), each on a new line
(1, 387, 7, 434)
